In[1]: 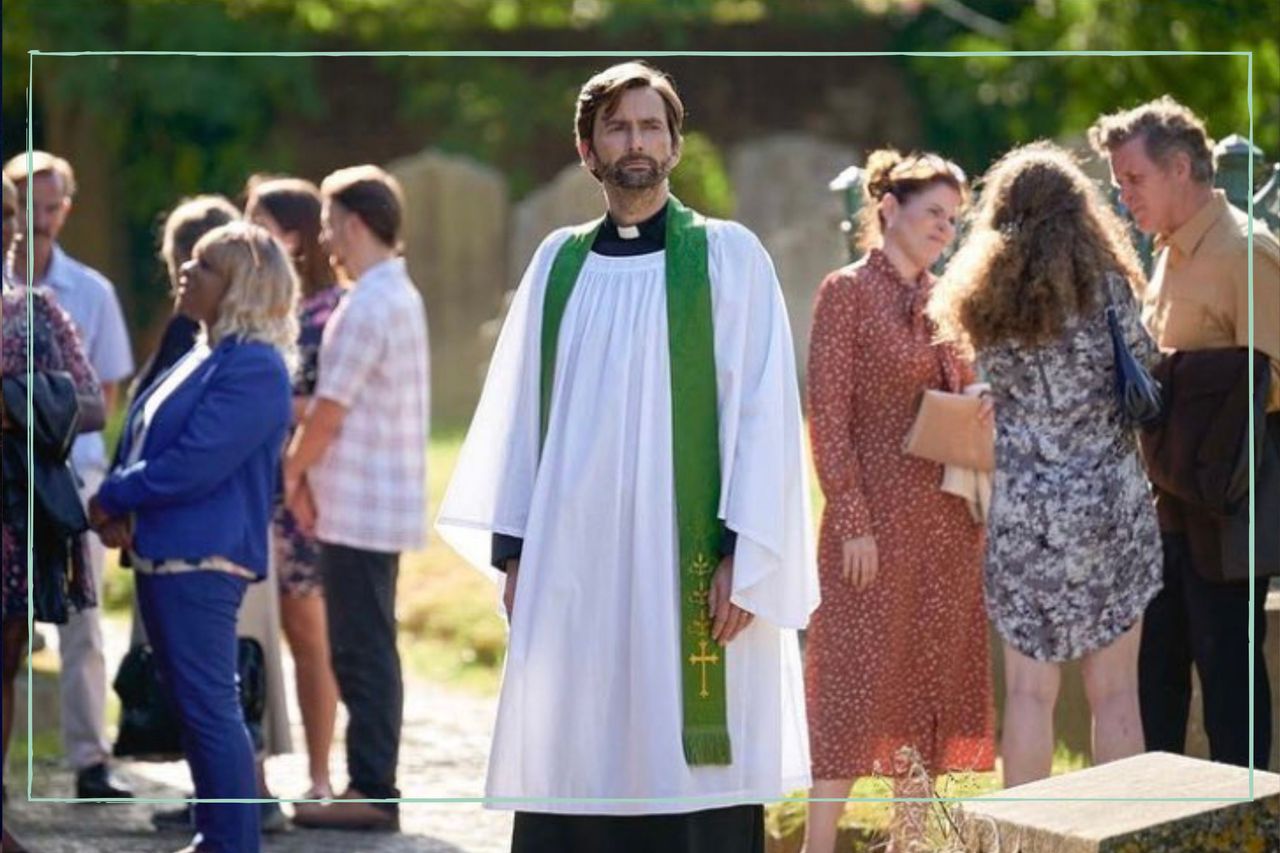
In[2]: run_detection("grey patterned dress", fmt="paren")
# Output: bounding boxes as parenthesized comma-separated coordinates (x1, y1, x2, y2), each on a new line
(979, 273, 1163, 662)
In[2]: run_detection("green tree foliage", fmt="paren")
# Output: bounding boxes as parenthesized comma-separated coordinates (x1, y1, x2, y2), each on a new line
(3, 0, 1273, 330)
(902, 0, 1279, 176)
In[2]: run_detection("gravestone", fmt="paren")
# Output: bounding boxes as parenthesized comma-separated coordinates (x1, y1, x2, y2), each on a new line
(960, 752, 1280, 852)
(387, 149, 510, 424)
(508, 163, 604, 287)
(729, 134, 852, 378)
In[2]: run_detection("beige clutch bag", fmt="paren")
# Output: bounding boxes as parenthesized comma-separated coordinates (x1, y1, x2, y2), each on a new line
(902, 389, 995, 472)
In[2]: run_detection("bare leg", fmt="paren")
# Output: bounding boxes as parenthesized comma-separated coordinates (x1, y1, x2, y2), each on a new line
(802, 778, 853, 853)
(280, 593, 337, 796)
(1082, 619, 1145, 766)
(1000, 641, 1060, 788)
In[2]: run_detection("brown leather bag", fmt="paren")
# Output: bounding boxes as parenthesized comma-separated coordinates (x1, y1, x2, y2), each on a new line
(902, 389, 996, 472)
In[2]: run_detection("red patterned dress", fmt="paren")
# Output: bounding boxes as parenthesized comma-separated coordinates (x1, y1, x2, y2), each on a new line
(804, 248, 995, 778)
(2, 286, 101, 622)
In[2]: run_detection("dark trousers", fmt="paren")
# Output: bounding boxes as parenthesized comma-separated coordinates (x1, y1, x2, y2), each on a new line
(512, 805, 765, 853)
(136, 571, 258, 853)
(1138, 533, 1272, 768)
(320, 542, 403, 802)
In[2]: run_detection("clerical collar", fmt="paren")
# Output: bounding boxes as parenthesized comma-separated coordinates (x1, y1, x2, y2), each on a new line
(593, 202, 668, 257)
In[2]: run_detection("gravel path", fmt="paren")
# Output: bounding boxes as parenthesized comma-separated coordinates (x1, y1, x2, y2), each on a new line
(5, 616, 512, 852)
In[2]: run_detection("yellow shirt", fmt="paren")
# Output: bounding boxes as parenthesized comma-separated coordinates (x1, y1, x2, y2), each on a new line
(1143, 189, 1280, 410)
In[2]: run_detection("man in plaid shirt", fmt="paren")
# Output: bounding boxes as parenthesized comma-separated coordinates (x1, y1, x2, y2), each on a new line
(285, 164, 429, 832)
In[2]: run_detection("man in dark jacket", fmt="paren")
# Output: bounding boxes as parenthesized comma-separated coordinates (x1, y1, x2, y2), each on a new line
(1091, 97, 1280, 769)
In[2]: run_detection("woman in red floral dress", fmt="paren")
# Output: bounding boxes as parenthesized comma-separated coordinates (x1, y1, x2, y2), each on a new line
(803, 150, 995, 853)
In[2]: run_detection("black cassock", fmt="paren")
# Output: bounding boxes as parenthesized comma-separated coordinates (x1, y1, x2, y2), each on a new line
(512, 804, 765, 853)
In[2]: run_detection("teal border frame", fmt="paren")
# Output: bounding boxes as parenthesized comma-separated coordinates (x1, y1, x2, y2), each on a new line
(20, 48, 1261, 810)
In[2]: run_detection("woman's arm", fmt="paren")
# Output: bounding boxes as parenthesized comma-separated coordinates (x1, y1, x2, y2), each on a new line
(39, 291, 105, 432)
(96, 348, 289, 516)
(806, 271, 873, 539)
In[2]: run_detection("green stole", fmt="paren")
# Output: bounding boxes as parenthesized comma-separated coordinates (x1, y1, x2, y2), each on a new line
(538, 196, 731, 766)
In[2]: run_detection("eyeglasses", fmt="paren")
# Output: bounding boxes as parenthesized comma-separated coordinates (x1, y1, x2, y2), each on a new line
(890, 153, 967, 186)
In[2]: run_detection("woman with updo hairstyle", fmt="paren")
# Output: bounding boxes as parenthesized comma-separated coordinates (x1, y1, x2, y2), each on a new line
(90, 222, 297, 853)
(927, 142, 1161, 788)
(804, 149, 995, 853)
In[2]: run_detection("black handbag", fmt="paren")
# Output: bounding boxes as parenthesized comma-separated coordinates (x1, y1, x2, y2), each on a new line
(1103, 272, 1163, 429)
(113, 637, 267, 761)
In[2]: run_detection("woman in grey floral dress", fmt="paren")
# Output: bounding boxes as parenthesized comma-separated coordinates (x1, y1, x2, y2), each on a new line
(928, 142, 1162, 787)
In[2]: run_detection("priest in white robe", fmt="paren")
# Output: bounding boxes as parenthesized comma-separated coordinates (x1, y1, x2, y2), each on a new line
(437, 60, 819, 853)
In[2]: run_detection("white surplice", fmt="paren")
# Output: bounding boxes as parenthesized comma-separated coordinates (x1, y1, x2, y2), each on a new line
(437, 218, 820, 815)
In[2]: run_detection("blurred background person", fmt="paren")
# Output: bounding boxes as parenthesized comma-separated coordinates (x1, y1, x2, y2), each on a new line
(287, 165, 427, 832)
(124, 196, 294, 837)
(3, 151, 134, 801)
(928, 142, 1162, 787)
(245, 174, 342, 802)
(91, 222, 297, 853)
(803, 149, 994, 853)
(2, 171, 104, 853)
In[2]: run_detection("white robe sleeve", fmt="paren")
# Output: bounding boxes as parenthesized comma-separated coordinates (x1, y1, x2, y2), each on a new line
(709, 221, 820, 629)
(435, 229, 572, 583)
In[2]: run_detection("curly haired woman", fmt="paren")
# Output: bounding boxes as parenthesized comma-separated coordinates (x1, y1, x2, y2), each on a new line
(928, 141, 1163, 788)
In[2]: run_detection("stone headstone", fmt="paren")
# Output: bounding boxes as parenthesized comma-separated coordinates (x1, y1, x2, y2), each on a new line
(960, 752, 1280, 852)
(508, 163, 604, 286)
(729, 134, 853, 379)
(387, 149, 509, 424)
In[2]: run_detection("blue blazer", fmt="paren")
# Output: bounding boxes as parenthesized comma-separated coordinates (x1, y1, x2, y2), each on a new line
(97, 336, 291, 579)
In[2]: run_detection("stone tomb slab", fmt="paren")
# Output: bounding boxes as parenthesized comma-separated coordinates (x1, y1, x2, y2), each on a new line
(960, 752, 1279, 852)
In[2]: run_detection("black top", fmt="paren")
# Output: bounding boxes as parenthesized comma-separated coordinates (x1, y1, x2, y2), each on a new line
(591, 202, 668, 256)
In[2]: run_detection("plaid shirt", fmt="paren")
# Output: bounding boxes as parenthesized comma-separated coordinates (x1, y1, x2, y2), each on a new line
(310, 257, 430, 552)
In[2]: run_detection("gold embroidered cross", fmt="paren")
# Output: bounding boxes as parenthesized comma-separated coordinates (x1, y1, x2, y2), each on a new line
(691, 551, 714, 580)
(688, 639, 720, 699)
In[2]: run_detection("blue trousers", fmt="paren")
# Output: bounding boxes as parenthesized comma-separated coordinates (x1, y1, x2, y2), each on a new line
(137, 571, 259, 852)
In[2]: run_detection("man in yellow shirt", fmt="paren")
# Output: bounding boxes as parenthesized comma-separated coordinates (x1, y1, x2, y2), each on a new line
(1090, 96, 1279, 771)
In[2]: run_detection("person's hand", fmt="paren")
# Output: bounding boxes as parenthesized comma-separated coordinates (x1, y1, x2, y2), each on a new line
(288, 478, 317, 534)
(283, 464, 302, 506)
(97, 516, 133, 550)
(842, 535, 878, 590)
(708, 556, 754, 645)
(977, 395, 995, 427)
(87, 494, 111, 530)
(502, 561, 520, 622)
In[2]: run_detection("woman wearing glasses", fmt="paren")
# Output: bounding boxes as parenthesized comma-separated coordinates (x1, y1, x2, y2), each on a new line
(803, 150, 995, 853)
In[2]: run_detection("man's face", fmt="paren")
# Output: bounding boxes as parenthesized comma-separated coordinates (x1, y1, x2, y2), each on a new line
(581, 86, 680, 190)
(13, 171, 71, 261)
(1109, 135, 1185, 237)
(320, 198, 350, 272)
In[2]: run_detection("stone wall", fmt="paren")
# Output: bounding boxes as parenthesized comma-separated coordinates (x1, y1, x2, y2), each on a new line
(388, 149, 510, 426)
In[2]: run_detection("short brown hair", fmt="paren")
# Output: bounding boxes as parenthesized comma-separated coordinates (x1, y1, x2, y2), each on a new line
(2, 150, 77, 197)
(574, 61, 684, 150)
(159, 194, 240, 284)
(245, 175, 335, 298)
(856, 148, 968, 252)
(1088, 95, 1215, 184)
(320, 164, 404, 250)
